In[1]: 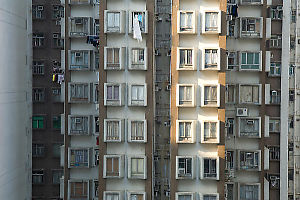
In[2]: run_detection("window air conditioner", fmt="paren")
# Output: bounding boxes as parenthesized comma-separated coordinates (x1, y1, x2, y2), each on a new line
(75, 118, 82, 123)
(75, 52, 82, 58)
(236, 108, 248, 117)
(178, 168, 185, 175)
(37, 6, 44, 11)
(247, 120, 254, 125)
(53, 34, 59, 39)
(75, 18, 83, 24)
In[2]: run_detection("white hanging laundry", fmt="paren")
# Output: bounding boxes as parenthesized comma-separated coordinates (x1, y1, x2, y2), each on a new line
(133, 15, 142, 42)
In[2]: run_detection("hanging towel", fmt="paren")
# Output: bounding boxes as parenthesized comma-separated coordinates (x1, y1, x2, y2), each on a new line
(133, 15, 142, 42)
(58, 74, 64, 84)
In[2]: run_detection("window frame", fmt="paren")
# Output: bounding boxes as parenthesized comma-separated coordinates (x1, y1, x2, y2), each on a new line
(68, 82, 91, 103)
(32, 88, 45, 102)
(32, 116, 45, 129)
(128, 84, 147, 106)
(68, 115, 91, 136)
(104, 119, 123, 142)
(239, 84, 262, 105)
(176, 84, 195, 107)
(201, 120, 220, 143)
(129, 47, 147, 70)
(178, 10, 196, 34)
(175, 192, 195, 200)
(128, 156, 147, 179)
(176, 120, 196, 143)
(68, 180, 89, 199)
(177, 47, 196, 70)
(103, 155, 124, 178)
(128, 120, 147, 143)
(32, 143, 45, 157)
(238, 183, 260, 200)
(238, 117, 261, 138)
(239, 51, 262, 71)
(69, 17, 91, 37)
(104, 11, 122, 33)
(202, 11, 221, 34)
(103, 191, 122, 200)
(129, 11, 148, 34)
(238, 150, 261, 171)
(32, 61, 45, 75)
(127, 191, 146, 200)
(201, 157, 219, 180)
(69, 50, 92, 70)
(32, 169, 44, 184)
(240, 17, 263, 38)
(176, 156, 194, 179)
(68, 148, 90, 168)
(104, 83, 123, 106)
(201, 84, 220, 107)
(104, 47, 125, 70)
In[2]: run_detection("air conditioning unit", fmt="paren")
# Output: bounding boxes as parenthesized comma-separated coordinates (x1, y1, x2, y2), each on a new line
(271, 90, 278, 96)
(247, 120, 254, 125)
(75, 52, 82, 58)
(236, 108, 248, 117)
(75, 18, 83, 24)
(75, 118, 82, 123)
(53, 34, 59, 39)
(37, 6, 44, 11)
(178, 168, 185, 175)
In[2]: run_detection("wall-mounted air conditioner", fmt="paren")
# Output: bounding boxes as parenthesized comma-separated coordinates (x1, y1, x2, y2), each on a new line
(236, 108, 248, 117)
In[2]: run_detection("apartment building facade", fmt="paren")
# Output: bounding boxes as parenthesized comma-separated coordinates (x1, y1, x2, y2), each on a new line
(60, 0, 154, 199)
(32, 0, 64, 199)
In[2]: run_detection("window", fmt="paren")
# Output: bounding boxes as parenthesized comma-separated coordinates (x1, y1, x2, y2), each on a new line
(176, 193, 194, 200)
(52, 88, 61, 102)
(69, 0, 90, 4)
(129, 85, 146, 106)
(239, 184, 259, 200)
(53, 33, 63, 48)
(225, 151, 234, 170)
(33, 88, 45, 102)
(270, 6, 283, 20)
(52, 170, 63, 184)
(69, 83, 90, 102)
(203, 122, 218, 142)
(289, 65, 295, 76)
(69, 18, 90, 37)
(240, 0, 262, 4)
(94, 19, 99, 35)
(291, 10, 296, 23)
(69, 116, 90, 135)
(225, 183, 234, 200)
(94, 180, 99, 198)
(203, 194, 218, 200)
(128, 192, 145, 200)
(33, 33, 44, 47)
(94, 116, 99, 135)
(129, 156, 146, 179)
(94, 149, 99, 166)
(32, 5, 44, 19)
(178, 48, 194, 69)
(241, 18, 262, 38)
(269, 146, 280, 160)
(32, 144, 45, 157)
(204, 49, 219, 69)
(130, 48, 146, 70)
(32, 116, 45, 129)
(227, 20, 235, 37)
(104, 192, 121, 200)
(269, 174, 280, 189)
(32, 170, 44, 184)
(104, 84, 121, 106)
(269, 35, 282, 48)
(69, 181, 88, 199)
(129, 120, 146, 142)
(269, 63, 281, 76)
(269, 119, 280, 132)
(104, 119, 122, 142)
(32, 61, 44, 75)
(105, 48, 120, 69)
(130, 11, 147, 33)
(177, 121, 194, 143)
(53, 5, 64, 19)
(177, 85, 194, 106)
(289, 90, 294, 102)
(70, 51, 90, 70)
(226, 118, 235, 137)
(226, 85, 235, 103)
(227, 52, 237, 70)
(203, 158, 217, 178)
(204, 12, 219, 32)
(69, 149, 89, 167)
(104, 156, 120, 178)
(176, 157, 193, 178)
(179, 11, 195, 33)
(270, 90, 281, 104)
(239, 85, 260, 104)
(203, 85, 218, 106)
(240, 52, 260, 70)
(106, 12, 120, 32)
(94, 83, 99, 103)
(239, 151, 260, 170)
(239, 118, 260, 137)
(52, 116, 61, 130)
(52, 143, 61, 158)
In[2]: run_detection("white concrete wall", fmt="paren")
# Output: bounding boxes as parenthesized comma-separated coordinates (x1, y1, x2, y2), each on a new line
(0, 0, 32, 199)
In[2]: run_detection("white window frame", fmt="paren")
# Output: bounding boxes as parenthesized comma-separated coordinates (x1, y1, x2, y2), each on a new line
(269, 35, 282, 48)
(238, 183, 261, 200)
(240, 0, 263, 5)
(269, 63, 281, 76)
(68, 115, 91, 135)
(68, 148, 91, 168)
(177, 47, 196, 70)
(104, 83, 123, 106)
(128, 84, 147, 106)
(32, 169, 44, 184)
(33, 33, 44, 47)
(68, 180, 90, 199)
(239, 51, 262, 71)
(239, 84, 262, 105)
(238, 117, 261, 138)
(201, 120, 220, 143)
(240, 17, 263, 38)
(127, 191, 146, 200)
(129, 11, 148, 34)
(176, 84, 195, 107)
(32, 5, 44, 19)
(69, 0, 91, 4)
(176, 156, 195, 179)
(69, 17, 91, 37)
(128, 120, 147, 143)
(177, 10, 196, 34)
(175, 192, 195, 200)
(201, 84, 220, 107)
(200, 193, 220, 200)
(202, 11, 221, 34)
(227, 51, 238, 70)
(104, 119, 123, 142)
(68, 82, 91, 103)
(202, 48, 220, 70)
(103, 155, 124, 178)
(225, 150, 235, 171)
(129, 47, 147, 70)
(176, 120, 196, 143)
(104, 10, 125, 33)
(103, 191, 123, 200)
(238, 150, 261, 171)
(104, 47, 126, 70)
(269, 118, 280, 133)
(269, 146, 280, 160)
(69, 50, 91, 70)
(128, 155, 147, 179)
(200, 157, 219, 180)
